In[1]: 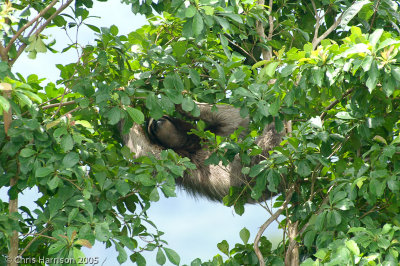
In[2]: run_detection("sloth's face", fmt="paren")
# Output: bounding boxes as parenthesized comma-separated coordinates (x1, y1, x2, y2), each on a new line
(148, 116, 189, 149)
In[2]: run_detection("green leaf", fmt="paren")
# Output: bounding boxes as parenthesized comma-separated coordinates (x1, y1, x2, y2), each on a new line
(126, 107, 145, 124)
(0, 95, 10, 112)
(264, 61, 279, 77)
(340, 0, 370, 28)
(182, 97, 195, 112)
(215, 16, 230, 31)
(369, 28, 383, 49)
(366, 61, 379, 92)
(281, 64, 297, 77)
(95, 223, 110, 241)
(107, 107, 122, 125)
(110, 25, 119, 36)
(48, 241, 66, 255)
(269, 98, 280, 117)
(35, 37, 47, 53)
(336, 112, 355, 120)
(391, 66, 400, 81)
(116, 180, 130, 196)
(304, 230, 316, 248)
(48, 176, 60, 190)
(312, 67, 324, 87)
(68, 208, 79, 224)
(327, 210, 342, 227)
(134, 252, 146, 266)
(193, 13, 204, 36)
(296, 160, 311, 177)
(35, 166, 53, 177)
(146, 95, 164, 119)
(62, 152, 79, 168)
(156, 248, 166, 265)
(116, 242, 128, 264)
(74, 120, 93, 129)
(149, 187, 160, 201)
(189, 69, 200, 86)
(345, 240, 360, 256)
(314, 249, 328, 260)
(220, 13, 243, 24)
(309, 116, 322, 129)
(163, 247, 180, 265)
(61, 134, 74, 152)
(239, 227, 250, 244)
(73, 247, 86, 265)
(185, 5, 197, 18)
(20, 148, 36, 157)
(217, 240, 229, 256)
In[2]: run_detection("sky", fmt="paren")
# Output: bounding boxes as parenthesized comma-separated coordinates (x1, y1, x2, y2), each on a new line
(6, 1, 282, 265)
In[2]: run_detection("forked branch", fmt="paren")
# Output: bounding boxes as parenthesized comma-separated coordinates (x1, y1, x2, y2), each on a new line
(254, 185, 295, 266)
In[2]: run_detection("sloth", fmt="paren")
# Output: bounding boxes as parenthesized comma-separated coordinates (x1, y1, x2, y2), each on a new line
(121, 102, 283, 203)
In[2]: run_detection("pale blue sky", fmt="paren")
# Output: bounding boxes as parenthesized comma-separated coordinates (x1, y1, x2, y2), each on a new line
(7, 1, 281, 265)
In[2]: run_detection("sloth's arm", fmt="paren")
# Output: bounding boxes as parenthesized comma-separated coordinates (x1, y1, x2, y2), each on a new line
(178, 102, 250, 137)
(122, 123, 162, 158)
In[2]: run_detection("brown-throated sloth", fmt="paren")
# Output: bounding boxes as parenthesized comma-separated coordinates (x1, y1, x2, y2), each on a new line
(121, 102, 282, 202)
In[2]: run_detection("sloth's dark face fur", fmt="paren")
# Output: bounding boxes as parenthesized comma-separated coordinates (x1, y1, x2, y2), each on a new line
(147, 116, 201, 154)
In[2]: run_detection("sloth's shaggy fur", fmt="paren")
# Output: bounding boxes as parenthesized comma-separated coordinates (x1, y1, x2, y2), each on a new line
(122, 103, 282, 202)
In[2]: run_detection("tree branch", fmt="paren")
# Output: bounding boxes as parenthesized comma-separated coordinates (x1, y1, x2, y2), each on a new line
(3, 83, 19, 266)
(5, 0, 58, 54)
(285, 220, 299, 266)
(254, 185, 295, 266)
(369, 0, 381, 31)
(320, 87, 354, 120)
(311, 0, 321, 46)
(9, 0, 75, 66)
(298, 185, 334, 236)
(19, 228, 50, 257)
(42, 100, 76, 110)
(256, 0, 273, 60)
(312, 12, 344, 49)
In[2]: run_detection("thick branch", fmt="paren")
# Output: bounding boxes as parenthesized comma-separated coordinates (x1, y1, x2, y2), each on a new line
(1, 83, 12, 135)
(310, 0, 321, 46)
(3, 84, 18, 266)
(285, 220, 299, 266)
(256, 0, 273, 60)
(254, 185, 295, 266)
(267, 0, 274, 42)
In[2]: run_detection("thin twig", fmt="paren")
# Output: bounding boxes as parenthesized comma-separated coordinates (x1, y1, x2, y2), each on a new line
(254, 185, 295, 266)
(369, 0, 381, 31)
(320, 87, 354, 120)
(42, 100, 76, 110)
(10, 0, 74, 66)
(298, 185, 334, 236)
(226, 37, 257, 63)
(5, 0, 58, 53)
(19, 228, 50, 257)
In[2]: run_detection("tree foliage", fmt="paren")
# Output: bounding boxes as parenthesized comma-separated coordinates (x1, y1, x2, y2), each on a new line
(1, 0, 400, 265)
